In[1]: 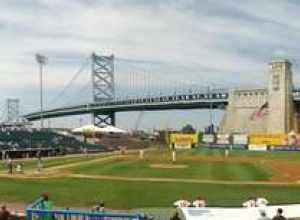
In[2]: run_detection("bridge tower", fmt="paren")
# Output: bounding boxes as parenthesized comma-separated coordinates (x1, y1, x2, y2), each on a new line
(91, 53, 115, 126)
(6, 98, 20, 123)
(267, 60, 296, 133)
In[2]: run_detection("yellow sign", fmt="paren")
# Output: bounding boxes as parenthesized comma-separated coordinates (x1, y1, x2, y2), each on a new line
(249, 134, 287, 145)
(169, 133, 198, 149)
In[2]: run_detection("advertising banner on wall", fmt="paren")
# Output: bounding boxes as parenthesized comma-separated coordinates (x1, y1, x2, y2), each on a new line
(233, 134, 248, 145)
(270, 145, 300, 151)
(231, 144, 248, 150)
(202, 134, 215, 144)
(217, 134, 230, 144)
(249, 134, 286, 145)
(248, 144, 268, 151)
(249, 132, 300, 146)
(169, 133, 198, 149)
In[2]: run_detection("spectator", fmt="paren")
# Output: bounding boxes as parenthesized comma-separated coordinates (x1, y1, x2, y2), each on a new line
(39, 193, 53, 210)
(272, 208, 287, 220)
(258, 210, 270, 220)
(0, 205, 10, 220)
(173, 199, 190, 208)
(39, 193, 54, 220)
(192, 196, 206, 207)
(93, 201, 105, 212)
(139, 213, 153, 220)
(99, 201, 105, 212)
(255, 197, 269, 207)
(242, 197, 256, 208)
(170, 211, 181, 220)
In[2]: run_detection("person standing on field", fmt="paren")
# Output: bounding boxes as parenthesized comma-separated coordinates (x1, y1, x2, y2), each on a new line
(7, 158, 13, 175)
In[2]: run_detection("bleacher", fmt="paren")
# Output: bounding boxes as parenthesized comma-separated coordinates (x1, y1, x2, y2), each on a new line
(0, 128, 107, 157)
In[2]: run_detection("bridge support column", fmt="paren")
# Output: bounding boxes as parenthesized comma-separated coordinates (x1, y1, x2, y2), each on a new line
(268, 60, 295, 133)
(91, 53, 115, 127)
(6, 98, 20, 123)
(93, 112, 115, 126)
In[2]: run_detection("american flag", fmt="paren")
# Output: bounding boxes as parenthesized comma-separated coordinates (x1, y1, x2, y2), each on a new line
(250, 102, 269, 120)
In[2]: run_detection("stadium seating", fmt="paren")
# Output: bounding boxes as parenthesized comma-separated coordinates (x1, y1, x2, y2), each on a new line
(0, 128, 107, 154)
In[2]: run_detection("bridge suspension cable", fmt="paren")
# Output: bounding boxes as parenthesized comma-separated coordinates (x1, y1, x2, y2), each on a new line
(48, 57, 90, 108)
(0, 102, 6, 122)
(115, 58, 213, 99)
(63, 79, 92, 106)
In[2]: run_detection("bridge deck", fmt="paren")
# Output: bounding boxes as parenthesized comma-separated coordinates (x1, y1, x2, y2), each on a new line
(23, 90, 300, 121)
(24, 92, 229, 120)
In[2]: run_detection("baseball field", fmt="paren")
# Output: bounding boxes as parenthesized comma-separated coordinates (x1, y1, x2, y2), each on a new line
(2, 147, 300, 211)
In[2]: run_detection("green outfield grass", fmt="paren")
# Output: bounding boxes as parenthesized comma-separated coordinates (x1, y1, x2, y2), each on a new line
(69, 158, 272, 181)
(1, 177, 300, 209)
(67, 148, 277, 181)
(1, 148, 300, 212)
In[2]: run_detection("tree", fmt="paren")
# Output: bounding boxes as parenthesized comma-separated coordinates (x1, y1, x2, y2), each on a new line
(181, 124, 196, 134)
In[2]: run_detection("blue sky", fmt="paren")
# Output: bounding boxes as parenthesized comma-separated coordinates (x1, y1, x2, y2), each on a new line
(1, 0, 300, 130)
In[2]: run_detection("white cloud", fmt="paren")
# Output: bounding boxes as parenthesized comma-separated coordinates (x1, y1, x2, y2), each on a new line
(1, 0, 300, 128)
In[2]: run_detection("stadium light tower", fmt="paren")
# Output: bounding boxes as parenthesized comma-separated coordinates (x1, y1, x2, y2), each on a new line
(35, 53, 48, 129)
(207, 83, 215, 133)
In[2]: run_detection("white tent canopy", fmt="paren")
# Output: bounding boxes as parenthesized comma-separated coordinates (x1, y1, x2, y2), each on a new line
(99, 125, 127, 134)
(72, 124, 127, 134)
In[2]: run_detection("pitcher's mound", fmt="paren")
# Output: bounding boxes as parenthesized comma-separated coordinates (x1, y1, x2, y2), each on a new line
(150, 164, 188, 169)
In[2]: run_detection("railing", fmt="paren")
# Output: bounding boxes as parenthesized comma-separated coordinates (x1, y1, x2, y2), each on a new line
(26, 198, 145, 220)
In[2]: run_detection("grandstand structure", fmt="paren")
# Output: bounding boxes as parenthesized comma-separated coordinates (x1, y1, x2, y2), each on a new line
(0, 127, 108, 159)
(0, 98, 108, 158)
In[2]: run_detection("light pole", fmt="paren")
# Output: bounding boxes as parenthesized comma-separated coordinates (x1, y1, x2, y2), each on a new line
(208, 83, 215, 133)
(35, 54, 47, 129)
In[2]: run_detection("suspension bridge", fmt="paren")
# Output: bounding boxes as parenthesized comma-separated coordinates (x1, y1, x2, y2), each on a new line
(19, 53, 229, 127)
(2, 53, 300, 129)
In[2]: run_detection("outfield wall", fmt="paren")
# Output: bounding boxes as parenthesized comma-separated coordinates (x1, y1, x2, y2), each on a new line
(201, 133, 300, 151)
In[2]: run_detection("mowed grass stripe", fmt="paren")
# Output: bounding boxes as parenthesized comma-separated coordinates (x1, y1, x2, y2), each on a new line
(220, 162, 271, 181)
(2, 177, 300, 209)
(70, 158, 271, 181)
